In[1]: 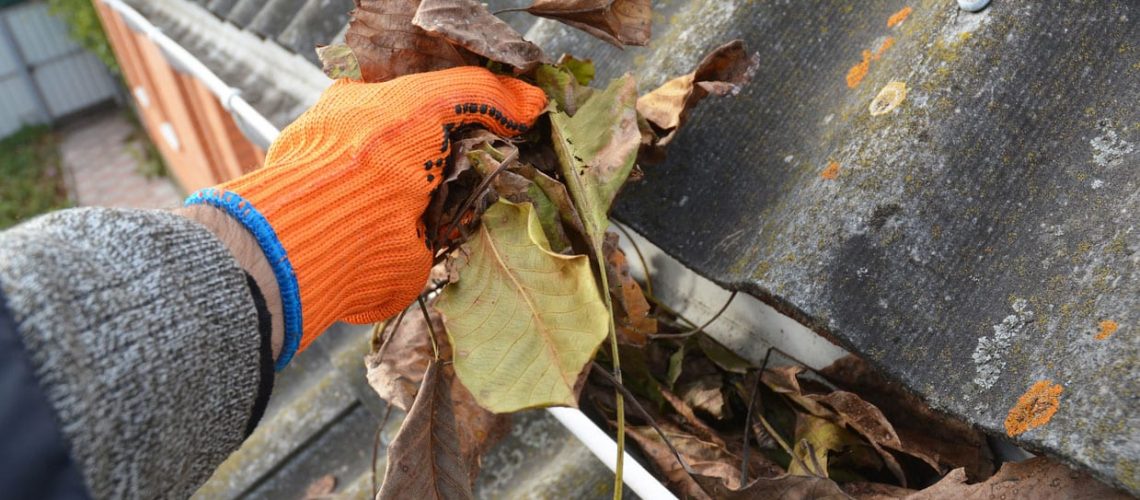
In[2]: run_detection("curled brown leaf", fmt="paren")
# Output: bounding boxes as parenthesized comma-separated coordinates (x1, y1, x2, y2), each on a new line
(909, 458, 1130, 500)
(347, 0, 478, 83)
(603, 232, 656, 346)
(822, 355, 995, 481)
(526, 0, 651, 47)
(762, 366, 939, 487)
(412, 0, 546, 72)
(637, 40, 759, 163)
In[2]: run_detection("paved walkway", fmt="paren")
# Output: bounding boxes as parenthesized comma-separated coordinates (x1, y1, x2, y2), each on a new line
(60, 111, 182, 209)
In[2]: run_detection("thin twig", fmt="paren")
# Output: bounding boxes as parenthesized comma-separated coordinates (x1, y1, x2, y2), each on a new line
(590, 362, 694, 474)
(612, 222, 653, 297)
(643, 292, 699, 329)
(649, 291, 737, 340)
(741, 365, 762, 483)
(372, 404, 393, 495)
(417, 297, 441, 360)
(443, 149, 519, 241)
(491, 6, 527, 15)
(375, 307, 409, 361)
(804, 440, 825, 477)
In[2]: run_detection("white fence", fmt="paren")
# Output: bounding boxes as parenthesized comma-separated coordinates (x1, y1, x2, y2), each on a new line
(0, 1, 117, 138)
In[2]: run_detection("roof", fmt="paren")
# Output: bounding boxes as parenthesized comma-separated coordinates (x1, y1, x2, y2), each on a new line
(128, 0, 1140, 494)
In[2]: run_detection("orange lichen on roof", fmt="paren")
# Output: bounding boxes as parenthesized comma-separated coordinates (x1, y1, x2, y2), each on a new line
(874, 37, 896, 60)
(846, 50, 872, 88)
(887, 6, 913, 28)
(1095, 320, 1119, 340)
(1005, 380, 1063, 437)
(821, 161, 841, 180)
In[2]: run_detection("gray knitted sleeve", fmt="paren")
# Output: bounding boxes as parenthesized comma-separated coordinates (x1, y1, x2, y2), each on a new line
(0, 208, 269, 499)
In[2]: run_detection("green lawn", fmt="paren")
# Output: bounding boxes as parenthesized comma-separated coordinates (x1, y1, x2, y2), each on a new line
(0, 126, 70, 230)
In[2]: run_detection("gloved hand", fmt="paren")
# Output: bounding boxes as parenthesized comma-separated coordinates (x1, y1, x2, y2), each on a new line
(186, 67, 547, 369)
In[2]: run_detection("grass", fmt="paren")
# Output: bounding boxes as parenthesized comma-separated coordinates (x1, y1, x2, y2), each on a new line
(0, 126, 70, 230)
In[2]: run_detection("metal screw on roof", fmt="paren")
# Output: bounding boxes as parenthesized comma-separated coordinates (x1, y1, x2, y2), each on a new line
(957, 0, 991, 12)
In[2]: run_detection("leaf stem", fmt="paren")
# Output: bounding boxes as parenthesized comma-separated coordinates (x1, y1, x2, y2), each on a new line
(593, 242, 625, 500)
(375, 307, 410, 360)
(649, 291, 737, 340)
(591, 362, 694, 474)
(417, 297, 441, 360)
(444, 149, 519, 242)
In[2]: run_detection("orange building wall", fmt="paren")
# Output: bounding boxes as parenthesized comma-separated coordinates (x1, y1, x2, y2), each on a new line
(93, 2, 264, 192)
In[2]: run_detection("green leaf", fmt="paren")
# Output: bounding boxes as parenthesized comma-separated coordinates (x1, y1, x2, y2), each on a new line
(560, 55, 596, 85)
(315, 44, 362, 80)
(436, 200, 608, 412)
(697, 333, 752, 374)
(666, 343, 686, 389)
(549, 73, 641, 250)
(536, 64, 596, 117)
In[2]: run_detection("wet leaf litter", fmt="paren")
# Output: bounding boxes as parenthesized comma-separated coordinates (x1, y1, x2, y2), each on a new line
(314, 1, 1129, 498)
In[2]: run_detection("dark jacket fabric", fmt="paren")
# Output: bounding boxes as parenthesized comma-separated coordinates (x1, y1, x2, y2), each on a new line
(0, 287, 89, 500)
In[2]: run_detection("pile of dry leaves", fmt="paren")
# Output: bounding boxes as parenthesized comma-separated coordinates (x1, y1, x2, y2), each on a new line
(317, 1, 1129, 499)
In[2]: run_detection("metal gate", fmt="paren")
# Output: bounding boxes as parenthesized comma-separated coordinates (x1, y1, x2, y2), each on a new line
(0, 1, 117, 138)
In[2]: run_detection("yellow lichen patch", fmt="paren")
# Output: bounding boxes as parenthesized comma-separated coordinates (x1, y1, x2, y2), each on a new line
(870, 81, 907, 116)
(1095, 320, 1119, 340)
(1005, 380, 1063, 437)
(821, 161, 841, 180)
(846, 50, 872, 88)
(874, 37, 896, 60)
(887, 6, 912, 28)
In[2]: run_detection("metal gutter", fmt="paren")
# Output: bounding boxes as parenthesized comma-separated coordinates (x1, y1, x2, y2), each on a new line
(101, 0, 280, 148)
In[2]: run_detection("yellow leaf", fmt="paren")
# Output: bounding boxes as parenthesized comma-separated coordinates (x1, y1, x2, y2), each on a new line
(436, 200, 608, 412)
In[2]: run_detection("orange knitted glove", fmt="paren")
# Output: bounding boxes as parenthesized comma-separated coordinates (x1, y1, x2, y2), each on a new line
(186, 67, 547, 369)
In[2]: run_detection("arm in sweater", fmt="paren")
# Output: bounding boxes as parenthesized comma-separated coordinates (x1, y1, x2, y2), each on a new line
(0, 206, 279, 498)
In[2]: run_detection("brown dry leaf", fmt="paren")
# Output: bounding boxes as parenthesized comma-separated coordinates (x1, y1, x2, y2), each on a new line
(526, 0, 651, 47)
(302, 474, 337, 499)
(426, 129, 512, 248)
(412, 0, 545, 72)
(659, 387, 724, 447)
(378, 362, 471, 498)
(602, 232, 656, 345)
(909, 457, 1130, 500)
(637, 40, 759, 162)
(693, 473, 851, 500)
(378, 361, 473, 499)
(680, 374, 729, 420)
(364, 307, 510, 482)
(763, 366, 943, 486)
(822, 355, 995, 481)
(365, 311, 438, 411)
(446, 363, 511, 482)
(347, 0, 478, 83)
(842, 481, 915, 499)
(625, 425, 727, 500)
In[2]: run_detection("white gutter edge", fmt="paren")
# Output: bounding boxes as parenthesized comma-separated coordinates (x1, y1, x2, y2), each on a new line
(547, 407, 678, 500)
(95, 2, 678, 497)
(100, 0, 280, 147)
